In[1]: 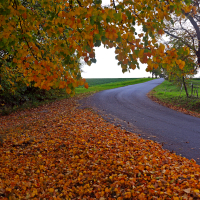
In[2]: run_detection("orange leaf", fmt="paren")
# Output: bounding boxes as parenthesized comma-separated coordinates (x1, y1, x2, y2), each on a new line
(158, 29, 164, 35)
(84, 82, 89, 89)
(22, 13, 27, 19)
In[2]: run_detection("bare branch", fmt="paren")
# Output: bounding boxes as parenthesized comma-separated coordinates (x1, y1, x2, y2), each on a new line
(164, 30, 196, 52)
(76, 0, 83, 7)
(112, 0, 117, 11)
(179, 19, 196, 51)
(184, 11, 200, 52)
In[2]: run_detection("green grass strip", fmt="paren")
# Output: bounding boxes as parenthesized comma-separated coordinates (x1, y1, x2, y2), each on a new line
(150, 79, 200, 114)
(76, 78, 153, 94)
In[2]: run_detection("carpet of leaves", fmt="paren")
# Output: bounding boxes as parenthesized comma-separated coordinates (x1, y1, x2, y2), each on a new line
(0, 98, 200, 200)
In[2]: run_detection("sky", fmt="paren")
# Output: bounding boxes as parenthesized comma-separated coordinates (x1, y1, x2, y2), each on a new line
(81, 47, 151, 78)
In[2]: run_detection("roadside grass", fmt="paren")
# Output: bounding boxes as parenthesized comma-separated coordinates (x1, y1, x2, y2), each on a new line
(76, 78, 153, 94)
(149, 79, 200, 114)
(0, 78, 152, 116)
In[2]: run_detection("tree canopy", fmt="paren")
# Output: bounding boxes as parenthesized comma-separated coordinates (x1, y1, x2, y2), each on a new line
(0, 0, 197, 94)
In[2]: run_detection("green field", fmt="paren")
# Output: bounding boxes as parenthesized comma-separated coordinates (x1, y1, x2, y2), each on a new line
(85, 78, 139, 86)
(150, 79, 200, 113)
(76, 78, 153, 94)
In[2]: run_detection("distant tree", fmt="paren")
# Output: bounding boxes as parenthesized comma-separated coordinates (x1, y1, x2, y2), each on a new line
(163, 28, 198, 97)
(150, 67, 162, 78)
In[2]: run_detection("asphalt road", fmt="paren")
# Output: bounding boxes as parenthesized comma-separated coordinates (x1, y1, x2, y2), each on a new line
(80, 78, 200, 164)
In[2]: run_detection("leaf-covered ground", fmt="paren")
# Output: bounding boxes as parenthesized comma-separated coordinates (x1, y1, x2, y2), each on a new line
(0, 98, 200, 199)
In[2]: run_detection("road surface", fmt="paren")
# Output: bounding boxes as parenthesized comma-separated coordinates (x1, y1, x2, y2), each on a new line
(80, 78, 200, 164)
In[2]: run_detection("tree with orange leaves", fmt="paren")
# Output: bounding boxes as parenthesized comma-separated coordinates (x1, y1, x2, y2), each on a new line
(0, 0, 196, 94)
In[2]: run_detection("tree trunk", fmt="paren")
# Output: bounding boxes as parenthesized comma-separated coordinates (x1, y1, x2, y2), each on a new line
(182, 76, 189, 98)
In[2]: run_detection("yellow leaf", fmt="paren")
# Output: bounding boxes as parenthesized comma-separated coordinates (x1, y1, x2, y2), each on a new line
(31, 188, 38, 197)
(159, 43, 165, 53)
(6, 187, 12, 192)
(66, 87, 71, 94)
(186, 47, 190, 55)
(138, 49, 144, 59)
(184, 5, 192, 13)
(40, 165, 45, 170)
(49, 188, 54, 193)
(124, 191, 131, 198)
(176, 60, 185, 69)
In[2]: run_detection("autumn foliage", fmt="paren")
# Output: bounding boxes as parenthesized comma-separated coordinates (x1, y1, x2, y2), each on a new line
(1, 98, 200, 199)
(0, 0, 196, 94)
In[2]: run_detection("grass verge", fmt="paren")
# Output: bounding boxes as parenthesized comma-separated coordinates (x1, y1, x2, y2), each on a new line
(148, 80, 200, 117)
(76, 78, 153, 94)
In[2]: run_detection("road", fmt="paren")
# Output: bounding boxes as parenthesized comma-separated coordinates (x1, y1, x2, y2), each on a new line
(80, 78, 200, 164)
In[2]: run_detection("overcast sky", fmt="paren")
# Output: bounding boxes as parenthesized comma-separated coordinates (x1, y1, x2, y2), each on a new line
(81, 46, 151, 78)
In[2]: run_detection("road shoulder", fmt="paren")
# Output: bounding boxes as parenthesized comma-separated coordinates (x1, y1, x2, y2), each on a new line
(147, 91, 200, 118)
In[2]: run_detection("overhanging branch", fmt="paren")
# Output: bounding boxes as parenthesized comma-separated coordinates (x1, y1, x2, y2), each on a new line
(184, 11, 200, 52)
(164, 30, 196, 52)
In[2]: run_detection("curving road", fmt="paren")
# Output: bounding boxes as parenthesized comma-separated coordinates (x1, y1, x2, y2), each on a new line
(80, 78, 200, 164)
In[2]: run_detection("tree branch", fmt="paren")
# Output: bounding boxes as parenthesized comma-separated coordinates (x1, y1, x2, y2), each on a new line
(76, 0, 83, 7)
(179, 20, 196, 50)
(69, 0, 73, 9)
(164, 30, 196, 52)
(113, 0, 117, 11)
(184, 11, 200, 52)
